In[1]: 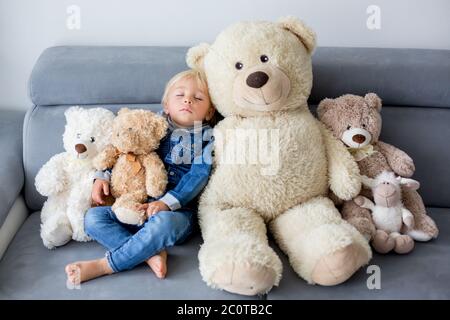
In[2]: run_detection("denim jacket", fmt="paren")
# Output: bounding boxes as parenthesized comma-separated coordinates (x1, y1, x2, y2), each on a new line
(95, 112, 214, 211)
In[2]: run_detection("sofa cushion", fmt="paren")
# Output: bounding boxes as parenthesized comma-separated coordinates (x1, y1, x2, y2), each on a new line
(0, 110, 25, 227)
(23, 104, 163, 211)
(29, 46, 189, 106)
(309, 47, 450, 108)
(29, 46, 450, 108)
(266, 207, 450, 300)
(0, 212, 257, 300)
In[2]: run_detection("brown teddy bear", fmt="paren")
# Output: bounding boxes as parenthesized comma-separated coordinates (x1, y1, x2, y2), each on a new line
(317, 93, 439, 253)
(93, 108, 168, 225)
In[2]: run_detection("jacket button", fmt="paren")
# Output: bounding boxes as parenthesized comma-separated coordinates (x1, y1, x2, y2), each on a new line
(169, 171, 174, 176)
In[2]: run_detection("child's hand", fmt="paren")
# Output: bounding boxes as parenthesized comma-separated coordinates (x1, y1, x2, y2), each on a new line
(92, 179, 110, 205)
(145, 201, 170, 217)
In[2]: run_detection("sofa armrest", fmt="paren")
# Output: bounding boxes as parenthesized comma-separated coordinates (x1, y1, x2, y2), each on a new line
(0, 110, 25, 228)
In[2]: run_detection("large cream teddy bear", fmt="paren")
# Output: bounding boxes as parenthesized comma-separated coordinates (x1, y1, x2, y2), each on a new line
(187, 17, 372, 296)
(35, 106, 115, 249)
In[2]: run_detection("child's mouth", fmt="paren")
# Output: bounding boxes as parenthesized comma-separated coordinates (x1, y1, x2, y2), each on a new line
(179, 108, 193, 113)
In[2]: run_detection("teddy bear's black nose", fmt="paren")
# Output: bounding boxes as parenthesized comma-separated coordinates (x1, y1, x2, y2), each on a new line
(352, 134, 366, 144)
(75, 144, 87, 154)
(246, 71, 269, 88)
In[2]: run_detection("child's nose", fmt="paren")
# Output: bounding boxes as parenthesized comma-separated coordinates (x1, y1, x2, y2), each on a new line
(184, 98, 192, 104)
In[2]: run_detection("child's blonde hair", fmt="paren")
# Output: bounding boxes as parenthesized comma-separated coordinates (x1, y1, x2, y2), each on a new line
(161, 69, 210, 107)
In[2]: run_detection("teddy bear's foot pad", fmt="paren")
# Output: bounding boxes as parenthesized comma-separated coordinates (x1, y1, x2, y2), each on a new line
(212, 262, 277, 296)
(394, 235, 414, 254)
(311, 242, 369, 286)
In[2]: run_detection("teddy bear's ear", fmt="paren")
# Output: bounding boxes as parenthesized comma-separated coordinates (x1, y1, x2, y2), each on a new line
(364, 93, 382, 112)
(316, 98, 334, 120)
(118, 107, 130, 116)
(278, 16, 316, 54)
(152, 114, 169, 140)
(186, 43, 210, 71)
(64, 106, 82, 123)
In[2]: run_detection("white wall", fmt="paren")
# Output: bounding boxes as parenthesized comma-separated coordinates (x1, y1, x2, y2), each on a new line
(1, 0, 449, 111)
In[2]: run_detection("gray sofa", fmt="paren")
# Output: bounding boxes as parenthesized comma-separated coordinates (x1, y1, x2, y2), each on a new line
(0, 46, 449, 300)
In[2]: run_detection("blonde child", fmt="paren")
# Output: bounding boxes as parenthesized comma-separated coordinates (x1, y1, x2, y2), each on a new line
(66, 70, 215, 284)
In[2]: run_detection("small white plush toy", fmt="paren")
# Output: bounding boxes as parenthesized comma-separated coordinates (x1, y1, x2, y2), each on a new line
(355, 171, 419, 254)
(35, 106, 115, 249)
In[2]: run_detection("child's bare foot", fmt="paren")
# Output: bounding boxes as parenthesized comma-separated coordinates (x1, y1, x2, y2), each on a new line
(65, 257, 113, 285)
(146, 250, 167, 279)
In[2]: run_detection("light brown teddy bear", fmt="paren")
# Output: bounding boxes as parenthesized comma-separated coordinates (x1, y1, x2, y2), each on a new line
(317, 93, 439, 253)
(93, 108, 168, 225)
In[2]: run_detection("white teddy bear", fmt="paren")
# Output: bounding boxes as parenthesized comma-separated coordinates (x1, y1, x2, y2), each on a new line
(35, 106, 115, 249)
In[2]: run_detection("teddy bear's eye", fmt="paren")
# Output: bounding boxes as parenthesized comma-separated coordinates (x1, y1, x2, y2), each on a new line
(90, 137, 95, 143)
(347, 125, 351, 130)
(76, 133, 81, 139)
(235, 62, 243, 70)
(362, 124, 367, 128)
(260, 55, 269, 63)
(128, 128, 132, 131)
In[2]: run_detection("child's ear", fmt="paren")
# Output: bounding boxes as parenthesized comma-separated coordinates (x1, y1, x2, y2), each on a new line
(186, 43, 210, 71)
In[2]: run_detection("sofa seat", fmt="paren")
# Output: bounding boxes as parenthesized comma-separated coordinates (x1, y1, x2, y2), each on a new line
(0, 110, 24, 227)
(1, 209, 448, 300)
(267, 208, 450, 300)
(0, 212, 257, 300)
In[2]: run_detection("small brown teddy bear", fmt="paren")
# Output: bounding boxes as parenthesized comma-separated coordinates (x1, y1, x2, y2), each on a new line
(317, 93, 439, 254)
(93, 108, 168, 225)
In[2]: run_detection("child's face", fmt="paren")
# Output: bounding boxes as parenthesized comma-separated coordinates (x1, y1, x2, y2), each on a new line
(164, 77, 214, 127)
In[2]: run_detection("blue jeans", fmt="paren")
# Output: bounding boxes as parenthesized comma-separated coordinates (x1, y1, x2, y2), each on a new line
(84, 206, 194, 272)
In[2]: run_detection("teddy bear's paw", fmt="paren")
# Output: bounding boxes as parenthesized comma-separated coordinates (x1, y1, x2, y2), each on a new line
(72, 229, 91, 242)
(114, 207, 145, 225)
(41, 224, 72, 249)
(371, 230, 395, 254)
(311, 242, 369, 286)
(396, 160, 415, 178)
(394, 235, 414, 254)
(212, 262, 277, 296)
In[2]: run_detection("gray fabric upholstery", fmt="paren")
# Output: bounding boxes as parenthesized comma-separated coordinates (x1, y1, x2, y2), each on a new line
(0, 110, 25, 227)
(23, 104, 163, 211)
(29, 46, 450, 108)
(0, 212, 257, 300)
(267, 208, 450, 300)
(29, 46, 188, 106)
(310, 47, 450, 108)
(378, 106, 450, 208)
(1, 209, 448, 299)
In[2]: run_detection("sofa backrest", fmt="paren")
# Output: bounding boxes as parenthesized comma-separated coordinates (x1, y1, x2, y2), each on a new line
(24, 46, 450, 211)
